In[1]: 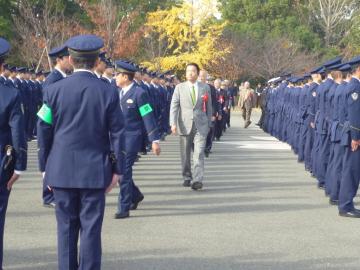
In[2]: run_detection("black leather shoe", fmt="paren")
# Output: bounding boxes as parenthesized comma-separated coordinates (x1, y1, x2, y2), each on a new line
(339, 210, 360, 218)
(244, 121, 252, 128)
(329, 199, 338, 205)
(204, 150, 209, 158)
(317, 183, 325, 189)
(130, 195, 144, 210)
(114, 212, 130, 219)
(191, 181, 203, 190)
(43, 202, 56, 208)
(183, 180, 191, 187)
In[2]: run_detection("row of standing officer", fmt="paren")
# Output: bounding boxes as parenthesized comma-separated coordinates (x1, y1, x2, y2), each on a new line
(259, 55, 360, 218)
(0, 65, 47, 142)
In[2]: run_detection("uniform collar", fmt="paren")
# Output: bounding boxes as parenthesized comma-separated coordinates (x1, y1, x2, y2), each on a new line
(94, 71, 102, 78)
(103, 75, 112, 83)
(73, 69, 94, 75)
(352, 76, 360, 83)
(55, 67, 67, 78)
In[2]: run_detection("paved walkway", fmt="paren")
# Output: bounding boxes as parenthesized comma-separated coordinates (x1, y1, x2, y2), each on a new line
(4, 111, 360, 270)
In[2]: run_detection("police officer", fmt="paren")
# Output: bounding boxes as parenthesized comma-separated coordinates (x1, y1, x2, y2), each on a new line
(114, 60, 161, 219)
(0, 64, 9, 84)
(6, 66, 17, 88)
(313, 57, 341, 189)
(304, 67, 323, 173)
(0, 38, 27, 270)
(94, 51, 107, 79)
(25, 68, 37, 140)
(40, 45, 71, 208)
(43, 45, 71, 88)
(327, 63, 352, 205)
(338, 56, 360, 217)
(102, 59, 115, 84)
(37, 34, 125, 269)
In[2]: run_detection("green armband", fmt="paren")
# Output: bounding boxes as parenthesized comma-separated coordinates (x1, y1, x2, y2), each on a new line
(37, 104, 53, 125)
(139, 103, 153, 117)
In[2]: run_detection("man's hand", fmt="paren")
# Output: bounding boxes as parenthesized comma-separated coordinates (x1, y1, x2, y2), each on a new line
(7, 172, 20, 191)
(106, 174, 121, 193)
(211, 116, 216, 122)
(152, 142, 161, 156)
(310, 122, 315, 129)
(351, 140, 360, 152)
(171, 125, 177, 135)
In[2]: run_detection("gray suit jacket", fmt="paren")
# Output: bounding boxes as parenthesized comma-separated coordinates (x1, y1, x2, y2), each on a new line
(170, 81, 213, 137)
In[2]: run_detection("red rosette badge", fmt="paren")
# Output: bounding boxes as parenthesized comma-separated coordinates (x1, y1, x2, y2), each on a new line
(201, 92, 209, 112)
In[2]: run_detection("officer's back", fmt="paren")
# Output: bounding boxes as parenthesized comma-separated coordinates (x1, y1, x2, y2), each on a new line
(37, 34, 124, 270)
(40, 67, 122, 188)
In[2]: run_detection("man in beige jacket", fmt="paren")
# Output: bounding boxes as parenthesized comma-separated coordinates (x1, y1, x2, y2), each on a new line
(238, 81, 255, 128)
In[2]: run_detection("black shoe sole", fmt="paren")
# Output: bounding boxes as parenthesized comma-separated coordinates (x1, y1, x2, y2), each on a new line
(43, 203, 55, 208)
(130, 196, 144, 210)
(329, 200, 338, 206)
(183, 181, 191, 187)
(114, 213, 130, 219)
(191, 182, 203, 190)
(339, 212, 360, 218)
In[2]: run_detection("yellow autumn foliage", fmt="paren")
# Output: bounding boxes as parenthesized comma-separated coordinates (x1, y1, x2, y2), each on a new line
(142, 0, 229, 73)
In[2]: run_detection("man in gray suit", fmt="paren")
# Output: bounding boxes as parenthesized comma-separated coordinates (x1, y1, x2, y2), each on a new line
(170, 63, 213, 190)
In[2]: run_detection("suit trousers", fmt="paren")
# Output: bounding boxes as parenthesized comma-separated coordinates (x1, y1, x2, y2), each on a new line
(214, 118, 223, 139)
(205, 124, 215, 151)
(180, 124, 207, 183)
(53, 188, 105, 270)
